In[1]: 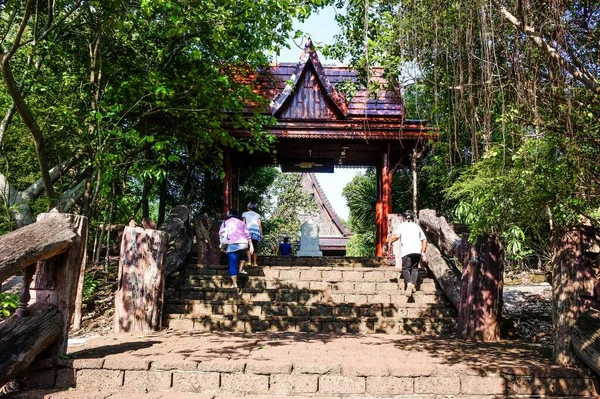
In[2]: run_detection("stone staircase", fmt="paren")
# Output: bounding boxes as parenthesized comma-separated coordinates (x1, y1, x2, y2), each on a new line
(163, 256, 458, 335)
(9, 256, 599, 398)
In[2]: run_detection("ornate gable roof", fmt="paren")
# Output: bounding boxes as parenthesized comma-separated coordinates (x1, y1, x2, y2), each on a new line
(270, 39, 348, 119)
(300, 173, 350, 237)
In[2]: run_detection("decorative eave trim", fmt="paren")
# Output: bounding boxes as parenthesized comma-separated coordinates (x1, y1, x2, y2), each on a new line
(270, 38, 349, 118)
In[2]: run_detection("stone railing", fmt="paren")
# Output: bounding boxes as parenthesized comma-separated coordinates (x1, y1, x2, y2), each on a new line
(0, 211, 87, 387)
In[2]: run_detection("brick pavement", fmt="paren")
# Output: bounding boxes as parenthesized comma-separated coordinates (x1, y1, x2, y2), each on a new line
(6, 331, 599, 398)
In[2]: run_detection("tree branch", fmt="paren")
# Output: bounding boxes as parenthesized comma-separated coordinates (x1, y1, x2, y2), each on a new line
(56, 178, 87, 213)
(492, 1, 600, 95)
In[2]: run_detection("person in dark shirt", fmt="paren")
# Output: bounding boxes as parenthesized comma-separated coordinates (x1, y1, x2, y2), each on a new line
(279, 236, 292, 256)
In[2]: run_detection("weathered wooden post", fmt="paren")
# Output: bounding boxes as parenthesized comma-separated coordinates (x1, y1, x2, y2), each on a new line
(193, 215, 221, 266)
(552, 226, 595, 366)
(160, 205, 193, 277)
(114, 226, 168, 333)
(31, 211, 88, 354)
(0, 213, 85, 387)
(418, 210, 504, 340)
(456, 234, 504, 341)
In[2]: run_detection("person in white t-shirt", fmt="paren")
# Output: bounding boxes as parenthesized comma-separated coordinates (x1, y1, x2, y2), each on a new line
(242, 202, 262, 267)
(388, 210, 428, 298)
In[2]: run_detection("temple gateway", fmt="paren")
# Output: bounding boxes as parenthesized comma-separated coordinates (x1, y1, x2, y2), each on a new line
(224, 39, 436, 256)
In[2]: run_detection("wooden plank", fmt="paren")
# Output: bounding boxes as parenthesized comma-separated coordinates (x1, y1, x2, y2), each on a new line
(0, 218, 76, 282)
(0, 302, 63, 387)
(114, 226, 168, 333)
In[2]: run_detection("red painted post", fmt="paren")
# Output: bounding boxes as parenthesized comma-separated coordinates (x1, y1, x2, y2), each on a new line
(376, 161, 384, 257)
(382, 143, 392, 247)
(376, 202, 384, 256)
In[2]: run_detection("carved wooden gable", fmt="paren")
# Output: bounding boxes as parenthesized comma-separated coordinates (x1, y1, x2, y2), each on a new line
(270, 39, 348, 120)
(278, 66, 335, 119)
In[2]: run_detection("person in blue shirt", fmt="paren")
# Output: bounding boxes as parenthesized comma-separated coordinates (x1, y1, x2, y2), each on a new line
(279, 236, 292, 256)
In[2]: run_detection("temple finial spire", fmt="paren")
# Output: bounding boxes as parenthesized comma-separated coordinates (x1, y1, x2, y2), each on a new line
(305, 37, 314, 50)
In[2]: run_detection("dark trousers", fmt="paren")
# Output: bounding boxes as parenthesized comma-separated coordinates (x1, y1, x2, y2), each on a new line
(402, 253, 421, 286)
(226, 249, 248, 276)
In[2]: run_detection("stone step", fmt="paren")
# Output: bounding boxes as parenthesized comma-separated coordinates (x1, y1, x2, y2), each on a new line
(17, 332, 596, 398)
(164, 313, 457, 334)
(166, 289, 451, 307)
(165, 299, 457, 318)
(170, 274, 439, 293)
(174, 264, 429, 283)
(189, 255, 387, 268)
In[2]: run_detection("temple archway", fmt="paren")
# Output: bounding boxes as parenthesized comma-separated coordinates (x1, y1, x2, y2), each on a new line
(224, 39, 436, 256)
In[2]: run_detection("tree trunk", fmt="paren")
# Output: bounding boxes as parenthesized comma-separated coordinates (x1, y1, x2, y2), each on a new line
(160, 205, 193, 277)
(114, 226, 168, 333)
(412, 148, 418, 213)
(456, 234, 504, 341)
(0, 56, 54, 202)
(572, 309, 600, 376)
(552, 226, 594, 366)
(158, 177, 167, 226)
(0, 302, 63, 388)
(142, 180, 150, 219)
(193, 215, 222, 266)
(418, 209, 470, 261)
(32, 212, 88, 352)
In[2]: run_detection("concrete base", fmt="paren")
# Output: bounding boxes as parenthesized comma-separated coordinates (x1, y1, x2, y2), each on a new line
(296, 250, 323, 257)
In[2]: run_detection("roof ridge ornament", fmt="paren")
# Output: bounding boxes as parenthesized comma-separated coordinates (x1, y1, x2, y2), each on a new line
(305, 37, 314, 50)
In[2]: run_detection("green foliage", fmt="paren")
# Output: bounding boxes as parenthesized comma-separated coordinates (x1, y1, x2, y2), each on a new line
(345, 230, 375, 257)
(343, 169, 377, 235)
(83, 273, 101, 303)
(261, 173, 318, 255)
(331, 0, 600, 270)
(0, 292, 19, 318)
(0, 0, 330, 233)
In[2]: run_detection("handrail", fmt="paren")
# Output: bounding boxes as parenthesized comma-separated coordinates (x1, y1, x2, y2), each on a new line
(0, 217, 76, 281)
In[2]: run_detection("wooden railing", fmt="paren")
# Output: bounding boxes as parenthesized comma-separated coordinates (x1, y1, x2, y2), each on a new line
(0, 211, 87, 388)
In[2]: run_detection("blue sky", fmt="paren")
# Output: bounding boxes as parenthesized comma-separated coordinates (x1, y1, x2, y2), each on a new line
(276, 6, 361, 221)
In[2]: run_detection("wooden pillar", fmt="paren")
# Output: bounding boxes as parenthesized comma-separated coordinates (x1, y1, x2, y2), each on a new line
(222, 147, 232, 216)
(375, 144, 392, 257)
(382, 142, 392, 244)
(376, 159, 384, 257)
